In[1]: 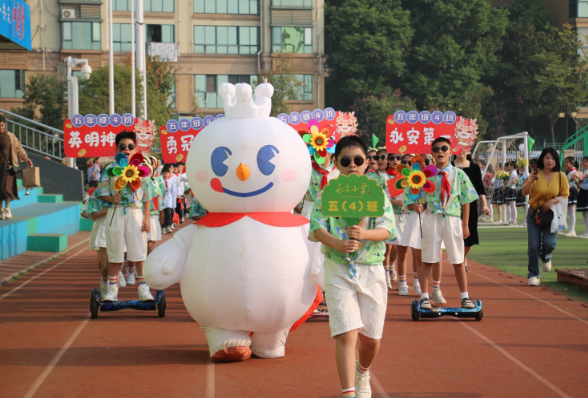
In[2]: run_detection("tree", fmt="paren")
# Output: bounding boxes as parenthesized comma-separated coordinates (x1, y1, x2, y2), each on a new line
(256, 51, 303, 116)
(400, 0, 508, 111)
(483, 0, 554, 139)
(12, 74, 66, 131)
(424, 89, 491, 136)
(78, 56, 176, 131)
(351, 88, 416, 144)
(324, 0, 413, 111)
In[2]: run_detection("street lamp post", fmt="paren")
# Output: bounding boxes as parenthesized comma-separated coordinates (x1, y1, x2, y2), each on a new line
(66, 56, 93, 168)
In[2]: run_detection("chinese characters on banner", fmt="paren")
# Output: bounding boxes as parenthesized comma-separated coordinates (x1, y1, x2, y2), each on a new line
(0, 0, 31, 51)
(321, 174, 386, 225)
(386, 110, 461, 154)
(277, 108, 358, 142)
(159, 114, 224, 163)
(64, 114, 138, 158)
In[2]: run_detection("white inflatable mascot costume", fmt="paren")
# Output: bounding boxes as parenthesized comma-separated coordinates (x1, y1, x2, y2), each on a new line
(144, 81, 320, 362)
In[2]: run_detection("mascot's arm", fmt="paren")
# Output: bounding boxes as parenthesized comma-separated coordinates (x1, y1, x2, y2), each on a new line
(143, 224, 197, 290)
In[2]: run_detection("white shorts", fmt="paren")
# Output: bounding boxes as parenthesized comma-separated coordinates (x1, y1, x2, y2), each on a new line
(421, 213, 464, 264)
(388, 213, 405, 245)
(147, 215, 162, 242)
(105, 207, 147, 263)
(400, 212, 422, 249)
(323, 258, 387, 339)
(89, 216, 107, 250)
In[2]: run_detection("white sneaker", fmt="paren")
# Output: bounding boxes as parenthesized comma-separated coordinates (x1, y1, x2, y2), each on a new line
(398, 285, 409, 296)
(118, 271, 126, 287)
(138, 284, 154, 301)
(541, 259, 552, 272)
(100, 278, 108, 299)
(355, 361, 372, 398)
(413, 282, 422, 295)
(103, 284, 119, 301)
(528, 276, 540, 286)
(578, 233, 588, 239)
(389, 265, 397, 281)
(385, 270, 392, 289)
(126, 270, 136, 285)
(430, 289, 447, 305)
(564, 231, 577, 237)
(5, 208, 12, 219)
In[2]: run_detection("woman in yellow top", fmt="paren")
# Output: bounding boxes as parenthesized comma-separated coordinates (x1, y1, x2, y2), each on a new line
(522, 148, 569, 287)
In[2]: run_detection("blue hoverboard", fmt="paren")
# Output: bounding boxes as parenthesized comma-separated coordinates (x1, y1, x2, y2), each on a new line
(411, 299, 483, 321)
(90, 288, 166, 319)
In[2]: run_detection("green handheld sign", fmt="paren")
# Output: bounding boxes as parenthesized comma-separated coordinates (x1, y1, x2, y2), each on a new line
(321, 174, 386, 226)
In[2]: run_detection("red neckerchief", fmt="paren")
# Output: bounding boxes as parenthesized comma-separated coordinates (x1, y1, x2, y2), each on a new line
(312, 161, 335, 190)
(566, 168, 577, 174)
(439, 171, 451, 208)
(196, 212, 309, 228)
(387, 167, 400, 177)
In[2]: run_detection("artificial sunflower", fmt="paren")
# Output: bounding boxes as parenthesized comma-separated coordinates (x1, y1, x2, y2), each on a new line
(388, 155, 437, 199)
(107, 152, 150, 192)
(299, 119, 336, 164)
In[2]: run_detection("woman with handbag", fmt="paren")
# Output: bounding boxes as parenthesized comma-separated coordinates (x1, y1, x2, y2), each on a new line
(522, 148, 569, 287)
(0, 115, 33, 220)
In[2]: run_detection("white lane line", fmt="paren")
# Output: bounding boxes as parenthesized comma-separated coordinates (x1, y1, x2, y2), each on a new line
(460, 322, 569, 398)
(24, 315, 90, 398)
(0, 247, 88, 302)
(0, 238, 90, 286)
(469, 270, 588, 325)
(369, 371, 389, 398)
(205, 356, 215, 398)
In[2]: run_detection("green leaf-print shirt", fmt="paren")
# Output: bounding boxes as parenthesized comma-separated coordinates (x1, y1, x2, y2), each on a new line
(309, 192, 397, 266)
(305, 162, 336, 203)
(405, 164, 478, 217)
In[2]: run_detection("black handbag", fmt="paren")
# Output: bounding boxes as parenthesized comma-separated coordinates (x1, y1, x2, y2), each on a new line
(1, 149, 20, 175)
(530, 205, 553, 228)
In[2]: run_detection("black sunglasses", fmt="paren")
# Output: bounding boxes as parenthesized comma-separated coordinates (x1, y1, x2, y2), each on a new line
(119, 143, 136, 151)
(367, 155, 375, 160)
(339, 156, 365, 168)
(374, 155, 387, 161)
(432, 145, 449, 153)
(388, 155, 402, 161)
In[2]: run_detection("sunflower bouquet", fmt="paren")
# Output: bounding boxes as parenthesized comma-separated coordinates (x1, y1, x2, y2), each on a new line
(496, 170, 510, 183)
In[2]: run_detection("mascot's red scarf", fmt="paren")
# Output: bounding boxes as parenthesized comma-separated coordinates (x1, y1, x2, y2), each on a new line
(196, 212, 308, 227)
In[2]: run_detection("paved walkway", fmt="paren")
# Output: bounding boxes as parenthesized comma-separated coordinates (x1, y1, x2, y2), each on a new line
(0, 226, 587, 397)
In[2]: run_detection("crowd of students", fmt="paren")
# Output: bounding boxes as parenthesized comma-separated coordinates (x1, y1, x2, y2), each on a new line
(80, 129, 587, 399)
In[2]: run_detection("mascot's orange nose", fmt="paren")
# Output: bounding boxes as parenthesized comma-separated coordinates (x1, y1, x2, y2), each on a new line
(236, 163, 250, 181)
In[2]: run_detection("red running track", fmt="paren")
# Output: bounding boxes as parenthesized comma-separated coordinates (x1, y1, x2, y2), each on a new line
(1, 230, 587, 398)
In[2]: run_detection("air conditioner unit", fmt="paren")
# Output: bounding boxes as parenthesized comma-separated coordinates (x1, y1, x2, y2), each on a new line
(62, 9, 76, 19)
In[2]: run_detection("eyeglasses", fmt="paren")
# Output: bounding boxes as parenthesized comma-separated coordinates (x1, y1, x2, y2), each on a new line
(374, 155, 387, 161)
(388, 155, 402, 161)
(402, 159, 412, 166)
(432, 145, 449, 153)
(339, 156, 365, 168)
(118, 143, 136, 151)
(367, 155, 375, 160)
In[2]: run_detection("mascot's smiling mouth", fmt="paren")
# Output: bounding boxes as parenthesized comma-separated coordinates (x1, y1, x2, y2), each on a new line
(210, 178, 274, 198)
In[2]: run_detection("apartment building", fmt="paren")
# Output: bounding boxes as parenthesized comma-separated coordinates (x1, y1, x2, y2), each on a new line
(0, 0, 326, 116)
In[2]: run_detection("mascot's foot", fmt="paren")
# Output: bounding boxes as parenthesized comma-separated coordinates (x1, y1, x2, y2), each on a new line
(211, 346, 252, 362)
(250, 329, 289, 359)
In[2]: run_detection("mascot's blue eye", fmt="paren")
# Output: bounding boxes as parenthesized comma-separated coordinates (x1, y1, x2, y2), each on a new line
(257, 145, 279, 176)
(211, 146, 232, 177)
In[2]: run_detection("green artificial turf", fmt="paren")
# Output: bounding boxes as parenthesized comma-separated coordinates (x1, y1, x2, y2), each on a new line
(468, 211, 588, 302)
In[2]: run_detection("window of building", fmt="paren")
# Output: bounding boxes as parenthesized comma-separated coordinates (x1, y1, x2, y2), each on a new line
(570, 0, 588, 17)
(147, 24, 175, 43)
(194, 26, 259, 54)
(113, 23, 132, 52)
(114, 0, 174, 12)
(194, 0, 259, 14)
(195, 74, 257, 108)
(272, 27, 312, 53)
(0, 70, 24, 98)
(62, 22, 101, 50)
(294, 74, 313, 101)
(271, 0, 312, 6)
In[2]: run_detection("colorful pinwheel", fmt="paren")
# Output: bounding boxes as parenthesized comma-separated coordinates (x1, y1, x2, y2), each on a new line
(388, 155, 437, 199)
(106, 153, 150, 192)
(299, 119, 336, 164)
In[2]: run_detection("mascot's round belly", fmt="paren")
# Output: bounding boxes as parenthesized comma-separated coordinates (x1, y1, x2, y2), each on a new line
(180, 218, 313, 333)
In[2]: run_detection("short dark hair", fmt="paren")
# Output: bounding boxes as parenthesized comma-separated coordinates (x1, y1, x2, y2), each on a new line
(564, 156, 578, 169)
(115, 131, 136, 145)
(431, 137, 451, 148)
(0, 115, 6, 124)
(334, 135, 368, 160)
(537, 148, 561, 172)
(376, 148, 388, 155)
(161, 166, 171, 174)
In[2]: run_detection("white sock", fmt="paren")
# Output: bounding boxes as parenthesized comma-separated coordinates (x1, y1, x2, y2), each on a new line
(461, 292, 469, 300)
(421, 293, 429, 300)
(583, 212, 588, 235)
(568, 205, 576, 232)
